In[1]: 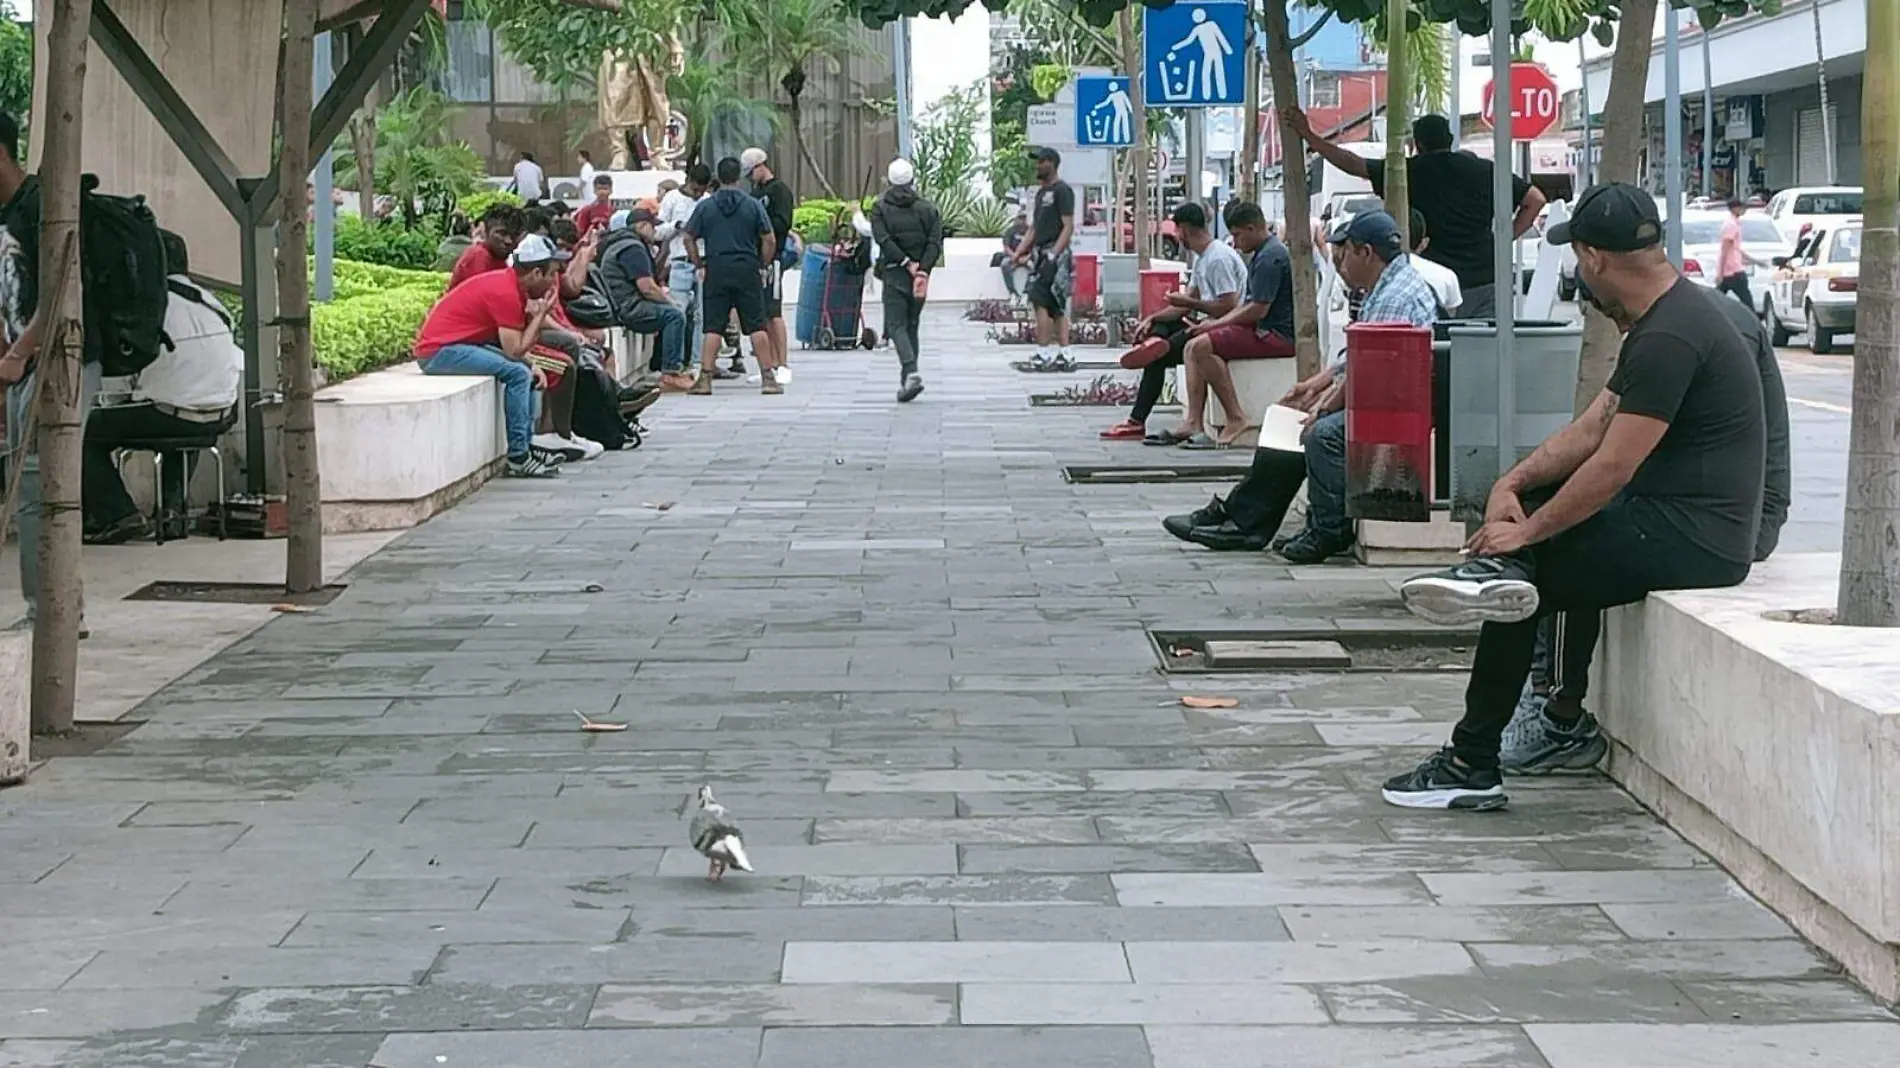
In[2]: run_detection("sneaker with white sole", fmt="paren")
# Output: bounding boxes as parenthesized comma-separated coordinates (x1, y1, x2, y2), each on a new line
(562, 433, 605, 461)
(1500, 703, 1610, 774)
(505, 452, 561, 478)
(1400, 555, 1540, 626)
(897, 373, 925, 403)
(1381, 749, 1509, 810)
(531, 433, 585, 463)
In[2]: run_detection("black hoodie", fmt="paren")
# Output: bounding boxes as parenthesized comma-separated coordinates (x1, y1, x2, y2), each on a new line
(685, 186, 773, 271)
(871, 185, 944, 280)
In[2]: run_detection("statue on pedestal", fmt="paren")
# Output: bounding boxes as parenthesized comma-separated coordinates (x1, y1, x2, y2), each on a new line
(598, 33, 686, 170)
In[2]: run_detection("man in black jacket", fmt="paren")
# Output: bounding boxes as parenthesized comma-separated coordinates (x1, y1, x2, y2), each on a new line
(870, 158, 944, 403)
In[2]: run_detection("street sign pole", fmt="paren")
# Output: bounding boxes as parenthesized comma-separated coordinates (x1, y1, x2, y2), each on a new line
(1187, 110, 1205, 206)
(1665, 11, 1683, 263)
(1491, 0, 1514, 518)
(1448, 31, 1461, 151)
(313, 30, 334, 303)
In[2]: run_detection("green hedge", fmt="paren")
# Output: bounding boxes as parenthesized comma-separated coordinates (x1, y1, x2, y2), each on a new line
(331, 215, 443, 270)
(316, 259, 450, 302)
(792, 197, 876, 244)
(457, 189, 523, 222)
(313, 284, 443, 380)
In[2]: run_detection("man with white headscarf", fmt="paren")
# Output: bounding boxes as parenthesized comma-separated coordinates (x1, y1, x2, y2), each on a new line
(869, 158, 943, 403)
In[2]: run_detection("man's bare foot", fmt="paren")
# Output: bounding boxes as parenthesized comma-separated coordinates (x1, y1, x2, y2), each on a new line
(660, 372, 696, 393)
(1217, 419, 1258, 447)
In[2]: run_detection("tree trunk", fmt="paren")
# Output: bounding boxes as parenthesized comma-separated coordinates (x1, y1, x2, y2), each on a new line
(1812, 0, 1835, 184)
(1839, 0, 1900, 625)
(1573, 0, 1659, 413)
(29, 0, 93, 735)
(1264, 1, 1321, 377)
(1117, 9, 1150, 269)
(1240, 41, 1260, 202)
(1382, 0, 1410, 248)
(278, 0, 324, 594)
(787, 92, 837, 199)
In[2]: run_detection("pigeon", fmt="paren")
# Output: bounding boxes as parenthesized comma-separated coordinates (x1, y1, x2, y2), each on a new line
(688, 785, 752, 881)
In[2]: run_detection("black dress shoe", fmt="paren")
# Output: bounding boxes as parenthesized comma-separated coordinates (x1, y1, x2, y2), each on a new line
(1162, 496, 1229, 542)
(1184, 520, 1272, 552)
(1279, 528, 1357, 564)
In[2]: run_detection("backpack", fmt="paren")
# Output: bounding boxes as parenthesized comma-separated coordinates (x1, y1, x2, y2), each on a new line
(9, 175, 170, 376)
(569, 365, 640, 451)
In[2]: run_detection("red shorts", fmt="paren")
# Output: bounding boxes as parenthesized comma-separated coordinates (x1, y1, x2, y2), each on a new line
(1203, 324, 1294, 360)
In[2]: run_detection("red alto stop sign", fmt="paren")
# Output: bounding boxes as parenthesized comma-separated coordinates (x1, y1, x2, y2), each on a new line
(1481, 62, 1561, 141)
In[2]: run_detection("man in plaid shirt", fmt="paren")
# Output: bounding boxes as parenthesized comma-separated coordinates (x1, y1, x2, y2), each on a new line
(1163, 210, 1438, 564)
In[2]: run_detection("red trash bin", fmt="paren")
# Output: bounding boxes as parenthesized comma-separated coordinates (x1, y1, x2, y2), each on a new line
(1072, 252, 1100, 312)
(1139, 269, 1183, 318)
(1344, 322, 1434, 523)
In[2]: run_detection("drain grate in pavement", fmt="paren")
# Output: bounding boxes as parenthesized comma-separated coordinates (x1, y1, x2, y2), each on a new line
(1150, 626, 1476, 673)
(1062, 463, 1249, 483)
(125, 581, 346, 606)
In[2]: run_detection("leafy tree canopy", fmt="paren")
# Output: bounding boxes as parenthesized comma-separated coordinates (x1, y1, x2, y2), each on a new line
(468, 0, 683, 93)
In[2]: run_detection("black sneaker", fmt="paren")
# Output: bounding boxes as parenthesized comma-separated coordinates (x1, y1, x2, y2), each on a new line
(1182, 520, 1271, 552)
(1381, 749, 1509, 811)
(1400, 555, 1539, 626)
(82, 513, 152, 546)
(1279, 528, 1356, 565)
(527, 444, 571, 467)
(1500, 706, 1610, 774)
(897, 374, 925, 403)
(505, 452, 561, 479)
(1162, 497, 1228, 541)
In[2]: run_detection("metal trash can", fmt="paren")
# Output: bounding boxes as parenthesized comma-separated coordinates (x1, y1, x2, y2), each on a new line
(1099, 253, 1140, 315)
(1345, 323, 1434, 523)
(1446, 319, 1584, 522)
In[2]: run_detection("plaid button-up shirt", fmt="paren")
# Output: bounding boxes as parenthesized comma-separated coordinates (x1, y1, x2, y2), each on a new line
(1330, 254, 1439, 375)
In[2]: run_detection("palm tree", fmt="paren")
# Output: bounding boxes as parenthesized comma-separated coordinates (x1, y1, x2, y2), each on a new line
(717, 0, 861, 196)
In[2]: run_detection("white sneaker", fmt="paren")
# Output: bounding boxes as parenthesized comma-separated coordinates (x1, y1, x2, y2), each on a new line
(773, 365, 792, 385)
(562, 433, 605, 461)
(531, 433, 585, 463)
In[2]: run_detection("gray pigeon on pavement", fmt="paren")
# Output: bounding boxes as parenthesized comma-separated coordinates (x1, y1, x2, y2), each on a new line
(689, 785, 752, 881)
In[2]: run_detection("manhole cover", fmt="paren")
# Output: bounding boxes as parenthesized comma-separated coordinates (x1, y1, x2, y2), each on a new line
(125, 581, 345, 606)
(1062, 464, 1250, 484)
(1151, 627, 1476, 673)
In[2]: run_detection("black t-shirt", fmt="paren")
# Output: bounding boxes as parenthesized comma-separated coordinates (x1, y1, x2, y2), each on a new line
(685, 188, 773, 272)
(1246, 238, 1296, 340)
(1607, 279, 1766, 564)
(754, 177, 795, 249)
(1368, 151, 1532, 289)
(1711, 293, 1791, 561)
(1032, 180, 1075, 248)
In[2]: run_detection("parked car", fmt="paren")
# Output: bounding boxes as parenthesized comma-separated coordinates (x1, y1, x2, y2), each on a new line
(1764, 186, 1862, 247)
(1678, 210, 1787, 294)
(1763, 221, 1859, 354)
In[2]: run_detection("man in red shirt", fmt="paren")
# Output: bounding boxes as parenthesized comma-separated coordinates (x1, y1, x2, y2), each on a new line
(573, 174, 617, 235)
(449, 202, 528, 290)
(415, 233, 571, 478)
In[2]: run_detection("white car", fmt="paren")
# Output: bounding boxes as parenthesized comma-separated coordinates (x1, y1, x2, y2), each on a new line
(1763, 222, 1859, 355)
(1764, 186, 1862, 248)
(1677, 210, 1787, 296)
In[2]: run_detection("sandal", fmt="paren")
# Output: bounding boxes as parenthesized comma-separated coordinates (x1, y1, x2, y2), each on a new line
(1100, 420, 1147, 441)
(1143, 428, 1194, 447)
(1179, 433, 1231, 451)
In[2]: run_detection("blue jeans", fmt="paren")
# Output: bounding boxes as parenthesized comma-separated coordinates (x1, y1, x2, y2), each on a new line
(421, 344, 533, 457)
(622, 300, 689, 373)
(668, 260, 702, 338)
(1303, 410, 1349, 539)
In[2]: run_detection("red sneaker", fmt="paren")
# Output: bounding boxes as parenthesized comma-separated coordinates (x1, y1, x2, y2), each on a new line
(1100, 420, 1147, 440)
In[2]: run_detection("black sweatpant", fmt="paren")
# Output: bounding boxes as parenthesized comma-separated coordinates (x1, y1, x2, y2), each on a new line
(1131, 318, 1190, 424)
(83, 403, 234, 528)
(1529, 610, 1600, 702)
(880, 269, 925, 380)
(1450, 499, 1750, 769)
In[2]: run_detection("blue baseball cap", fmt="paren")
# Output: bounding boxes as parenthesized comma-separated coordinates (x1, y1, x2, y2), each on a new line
(1344, 210, 1404, 258)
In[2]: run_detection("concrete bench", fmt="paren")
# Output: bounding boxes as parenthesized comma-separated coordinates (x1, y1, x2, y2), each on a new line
(1595, 551, 1900, 1002)
(1206, 356, 1298, 448)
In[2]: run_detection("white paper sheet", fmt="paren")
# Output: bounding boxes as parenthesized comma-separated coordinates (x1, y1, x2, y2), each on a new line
(1261, 404, 1310, 453)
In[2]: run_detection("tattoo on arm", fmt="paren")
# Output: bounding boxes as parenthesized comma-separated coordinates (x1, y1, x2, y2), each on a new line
(1504, 390, 1620, 492)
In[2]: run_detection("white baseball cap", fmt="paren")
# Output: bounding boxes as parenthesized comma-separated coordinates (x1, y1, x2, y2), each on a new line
(509, 233, 571, 267)
(886, 158, 915, 186)
(739, 147, 769, 174)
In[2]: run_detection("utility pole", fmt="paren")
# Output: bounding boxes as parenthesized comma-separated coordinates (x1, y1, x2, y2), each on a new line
(314, 30, 336, 303)
(893, 18, 914, 160)
(1700, 21, 1714, 196)
(1449, 31, 1462, 150)
(1664, 10, 1683, 262)
(1578, 36, 1592, 186)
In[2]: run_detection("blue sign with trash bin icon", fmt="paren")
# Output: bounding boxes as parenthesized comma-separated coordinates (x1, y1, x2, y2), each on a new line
(1075, 75, 1136, 147)
(1144, 2, 1246, 107)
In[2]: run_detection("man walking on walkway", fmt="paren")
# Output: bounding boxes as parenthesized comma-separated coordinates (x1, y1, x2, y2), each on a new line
(1382, 184, 1763, 812)
(684, 156, 778, 395)
(1009, 147, 1076, 371)
(870, 158, 943, 404)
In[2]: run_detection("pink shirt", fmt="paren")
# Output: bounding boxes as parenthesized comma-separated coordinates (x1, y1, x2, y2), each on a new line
(1719, 216, 1747, 279)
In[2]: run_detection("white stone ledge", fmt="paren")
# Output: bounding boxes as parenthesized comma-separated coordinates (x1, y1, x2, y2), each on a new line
(311, 362, 506, 532)
(1597, 551, 1900, 1001)
(0, 631, 26, 784)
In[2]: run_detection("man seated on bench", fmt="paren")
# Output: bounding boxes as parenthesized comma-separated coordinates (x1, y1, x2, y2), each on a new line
(414, 233, 575, 479)
(1497, 259, 1792, 776)
(596, 207, 690, 391)
(1162, 210, 1437, 563)
(81, 231, 242, 545)
(1166, 200, 1295, 450)
(1101, 201, 1246, 442)
(1381, 183, 1765, 812)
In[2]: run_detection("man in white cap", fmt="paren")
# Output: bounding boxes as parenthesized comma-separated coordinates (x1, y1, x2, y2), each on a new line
(741, 146, 796, 384)
(870, 158, 943, 403)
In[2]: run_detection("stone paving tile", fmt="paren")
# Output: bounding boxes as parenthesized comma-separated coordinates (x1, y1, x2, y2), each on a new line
(1, 314, 1878, 1061)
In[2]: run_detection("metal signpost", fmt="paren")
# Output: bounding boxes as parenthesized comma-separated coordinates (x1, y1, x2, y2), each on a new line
(1665, 11, 1683, 263)
(1492, 0, 1514, 519)
(1144, 3, 1243, 241)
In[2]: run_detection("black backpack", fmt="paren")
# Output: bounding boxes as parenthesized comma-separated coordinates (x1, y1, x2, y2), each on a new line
(8, 175, 170, 377)
(570, 364, 640, 451)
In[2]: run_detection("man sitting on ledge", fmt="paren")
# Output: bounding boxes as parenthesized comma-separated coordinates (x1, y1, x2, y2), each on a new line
(1163, 210, 1437, 564)
(1165, 200, 1296, 450)
(413, 233, 576, 479)
(1382, 183, 1765, 811)
(1100, 201, 1246, 442)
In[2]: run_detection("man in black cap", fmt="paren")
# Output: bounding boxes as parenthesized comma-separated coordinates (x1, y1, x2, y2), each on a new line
(1283, 109, 1546, 318)
(597, 207, 691, 389)
(1008, 146, 1076, 371)
(1380, 182, 1765, 812)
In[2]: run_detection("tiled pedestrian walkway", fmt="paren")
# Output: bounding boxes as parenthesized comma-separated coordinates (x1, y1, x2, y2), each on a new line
(2, 309, 1893, 1067)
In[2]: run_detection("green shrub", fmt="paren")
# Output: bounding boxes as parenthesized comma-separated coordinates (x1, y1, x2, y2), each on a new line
(955, 197, 1013, 239)
(792, 197, 875, 244)
(457, 189, 523, 222)
(329, 215, 441, 270)
(312, 285, 442, 380)
(313, 258, 450, 302)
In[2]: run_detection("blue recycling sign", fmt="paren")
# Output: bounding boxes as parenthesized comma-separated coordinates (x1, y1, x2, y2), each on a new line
(1074, 75, 1136, 147)
(1144, 2, 1247, 108)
